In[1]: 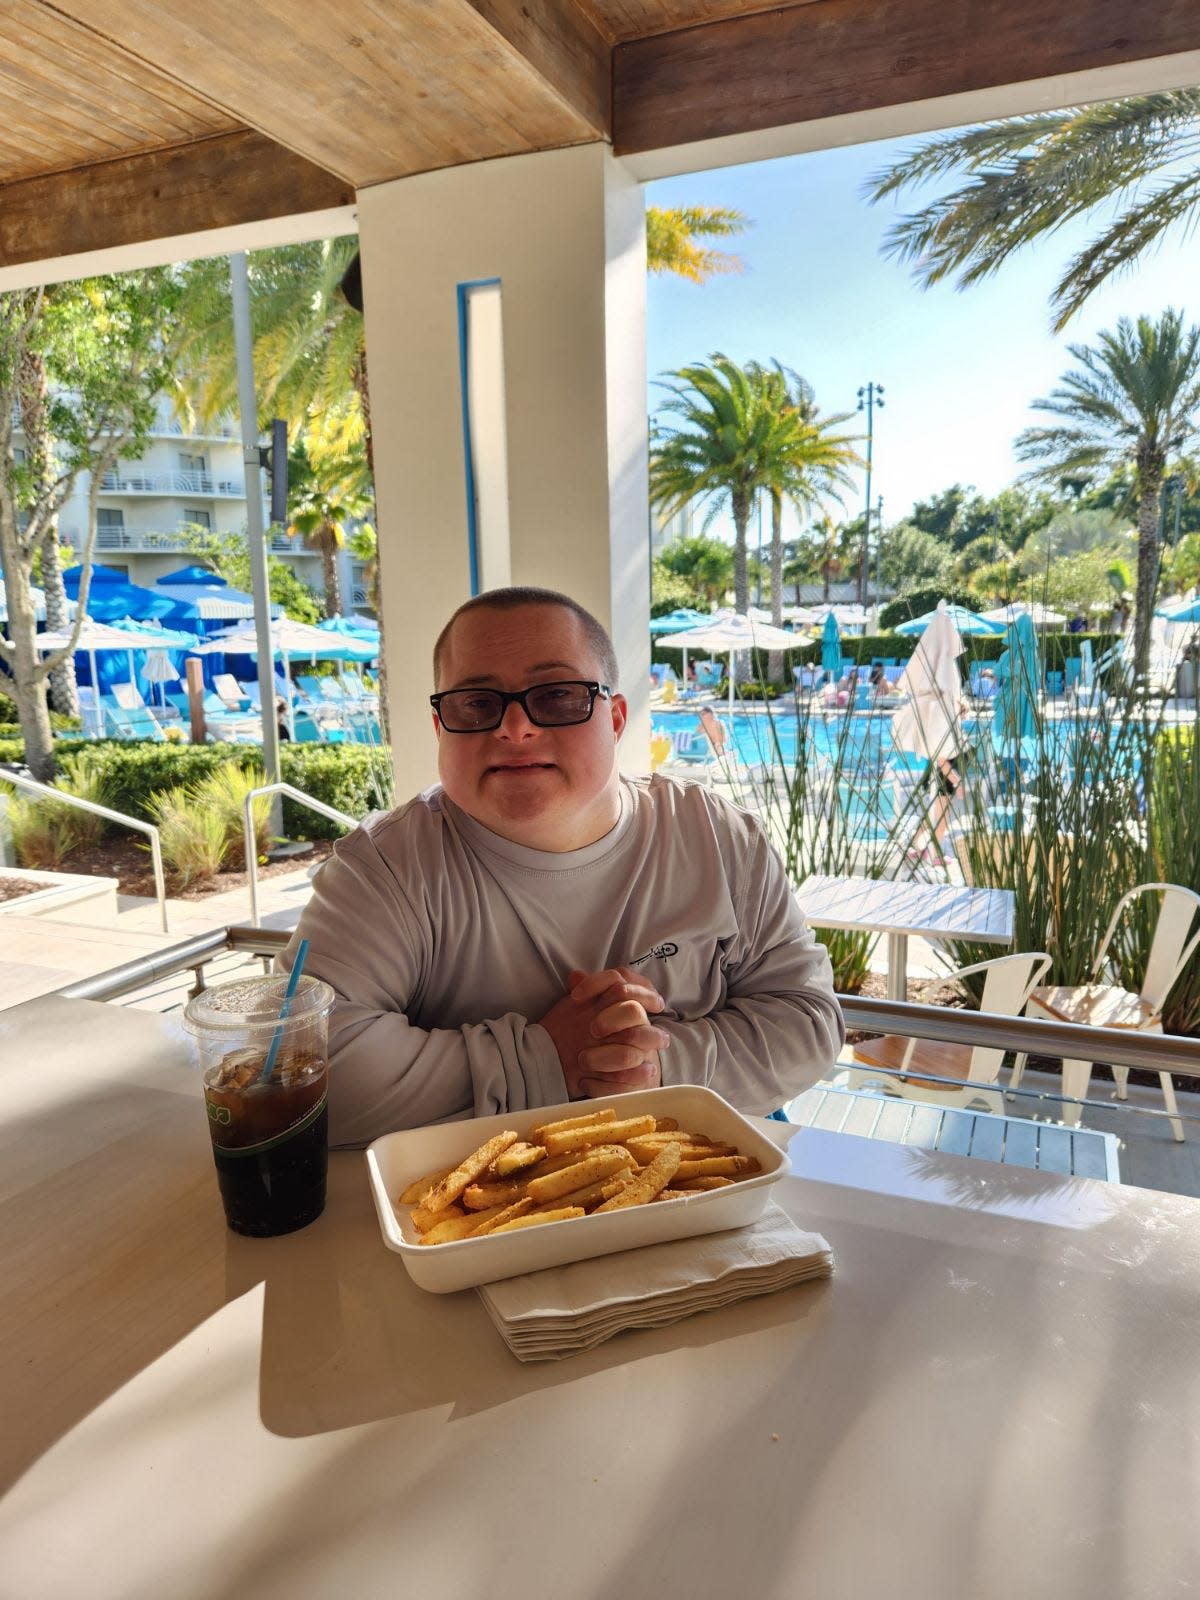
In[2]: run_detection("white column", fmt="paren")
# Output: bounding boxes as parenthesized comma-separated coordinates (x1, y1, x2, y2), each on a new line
(357, 143, 650, 799)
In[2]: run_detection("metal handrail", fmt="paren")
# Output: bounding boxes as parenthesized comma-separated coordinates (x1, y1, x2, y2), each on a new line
(0, 768, 169, 931)
(50, 924, 1200, 1082)
(243, 783, 356, 926)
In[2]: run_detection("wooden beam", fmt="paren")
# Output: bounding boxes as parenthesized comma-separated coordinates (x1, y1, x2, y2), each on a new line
(613, 0, 1200, 152)
(42, 0, 611, 189)
(0, 130, 353, 269)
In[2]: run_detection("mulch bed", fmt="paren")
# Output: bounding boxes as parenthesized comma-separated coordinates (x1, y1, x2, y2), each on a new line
(0, 876, 45, 904)
(54, 834, 337, 901)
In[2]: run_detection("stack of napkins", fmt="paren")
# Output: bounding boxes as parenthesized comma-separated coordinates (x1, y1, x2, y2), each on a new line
(477, 1203, 833, 1361)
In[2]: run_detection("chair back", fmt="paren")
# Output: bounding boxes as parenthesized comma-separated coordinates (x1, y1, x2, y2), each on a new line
(110, 681, 145, 710)
(964, 951, 1052, 1084)
(1095, 883, 1200, 1011)
(213, 673, 248, 706)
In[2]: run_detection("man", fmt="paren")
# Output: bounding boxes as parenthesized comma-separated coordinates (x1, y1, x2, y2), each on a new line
(282, 586, 843, 1144)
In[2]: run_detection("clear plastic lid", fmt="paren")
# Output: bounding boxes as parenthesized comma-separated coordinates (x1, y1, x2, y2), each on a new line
(182, 974, 335, 1038)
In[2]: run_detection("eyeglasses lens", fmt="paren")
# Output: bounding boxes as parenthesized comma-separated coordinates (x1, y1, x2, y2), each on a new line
(436, 681, 595, 732)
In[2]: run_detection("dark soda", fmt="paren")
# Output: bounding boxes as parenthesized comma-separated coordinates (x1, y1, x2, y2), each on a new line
(204, 1057, 328, 1237)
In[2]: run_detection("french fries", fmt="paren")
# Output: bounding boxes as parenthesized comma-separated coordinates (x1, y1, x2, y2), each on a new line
(394, 1106, 764, 1246)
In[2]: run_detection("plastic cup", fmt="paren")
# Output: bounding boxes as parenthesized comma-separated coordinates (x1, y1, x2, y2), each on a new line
(183, 975, 335, 1237)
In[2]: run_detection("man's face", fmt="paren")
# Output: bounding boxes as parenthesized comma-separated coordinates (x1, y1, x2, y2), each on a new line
(434, 604, 628, 851)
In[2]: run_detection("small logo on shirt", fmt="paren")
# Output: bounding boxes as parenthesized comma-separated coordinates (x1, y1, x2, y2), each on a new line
(630, 941, 678, 966)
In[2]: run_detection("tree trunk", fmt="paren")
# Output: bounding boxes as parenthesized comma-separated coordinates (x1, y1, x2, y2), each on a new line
(319, 524, 342, 618)
(2, 546, 55, 781)
(768, 490, 785, 683)
(1133, 474, 1161, 687)
(730, 491, 751, 688)
(17, 350, 77, 715)
(38, 532, 78, 714)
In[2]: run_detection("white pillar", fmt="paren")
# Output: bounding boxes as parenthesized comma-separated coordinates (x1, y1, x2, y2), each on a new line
(357, 143, 650, 799)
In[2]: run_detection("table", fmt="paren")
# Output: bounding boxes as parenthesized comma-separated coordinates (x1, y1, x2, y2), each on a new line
(798, 871, 1015, 1000)
(3, 996, 1199, 1600)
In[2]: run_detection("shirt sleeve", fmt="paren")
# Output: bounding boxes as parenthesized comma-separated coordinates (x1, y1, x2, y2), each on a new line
(656, 815, 844, 1116)
(278, 833, 568, 1146)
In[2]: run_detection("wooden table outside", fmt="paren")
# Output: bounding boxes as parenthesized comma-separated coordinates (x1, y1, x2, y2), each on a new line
(2, 994, 1198, 1600)
(798, 872, 1015, 1000)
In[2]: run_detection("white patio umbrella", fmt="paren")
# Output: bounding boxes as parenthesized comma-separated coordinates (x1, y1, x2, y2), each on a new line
(192, 618, 374, 737)
(141, 648, 181, 708)
(657, 609, 800, 717)
(980, 600, 1067, 627)
(0, 581, 76, 624)
(889, 602, 966, 765)
(34, 618, 187, 730)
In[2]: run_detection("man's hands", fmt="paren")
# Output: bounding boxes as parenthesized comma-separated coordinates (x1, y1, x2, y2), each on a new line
(538, 966, 669, 1099)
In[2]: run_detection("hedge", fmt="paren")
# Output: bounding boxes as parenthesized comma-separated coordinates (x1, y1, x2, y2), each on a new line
(0, 738, 392, 842)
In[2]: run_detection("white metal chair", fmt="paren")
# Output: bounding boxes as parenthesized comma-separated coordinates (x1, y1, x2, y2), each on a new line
(840, 952, 1052, 1116)
(1010, 883, 1200, 1141)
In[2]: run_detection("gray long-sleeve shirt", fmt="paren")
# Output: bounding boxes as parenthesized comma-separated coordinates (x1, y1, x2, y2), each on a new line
(282, 774, 843, 1144)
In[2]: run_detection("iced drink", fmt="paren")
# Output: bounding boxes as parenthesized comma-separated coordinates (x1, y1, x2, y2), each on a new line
(184, 975, 335, 1237)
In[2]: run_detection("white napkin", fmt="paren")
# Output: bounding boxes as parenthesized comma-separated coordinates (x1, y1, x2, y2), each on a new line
(476, 1203, 832, 1361)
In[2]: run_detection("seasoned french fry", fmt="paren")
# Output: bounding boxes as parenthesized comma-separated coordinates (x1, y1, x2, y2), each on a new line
(674, 1175, 735, 1190)
(462, 1178, 525, 1210)
(653, 1188, 696, 1201)
(626, 1138, 734, 1164)
(546, 1175, 625, 1210)
(421, 1131, 520, 1214)
(543, 1114, 656, 1157)
(470, 1196, 535, 1236)
(530, 1107, 617, 1143)
(398, 1166, 454, 1206)
(526, 1146, 633, 1203)
(490, 1206, 586, 1233)
(594, 1142, 681, 1211)
(418, 1209, 483, 1245)
(491, 1141, 547, 1177)
(653, 1116, 680, 1131)
(674, 1155, 761, 1180)
(410, 1198, 465, 1233)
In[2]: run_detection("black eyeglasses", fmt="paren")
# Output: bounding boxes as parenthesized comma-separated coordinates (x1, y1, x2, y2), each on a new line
(430, 680, 612, 733)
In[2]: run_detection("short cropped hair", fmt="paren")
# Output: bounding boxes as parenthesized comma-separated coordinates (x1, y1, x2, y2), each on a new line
(433, 587, 619, 689)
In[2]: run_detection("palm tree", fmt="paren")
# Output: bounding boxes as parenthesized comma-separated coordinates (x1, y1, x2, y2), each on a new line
(866, 91, 1200, 329)
(646, 206, 748, 282)
(650, 354, 782, 614)
(1016, 309, 1200, 677)
(747, 361, 860, 631)
(285, 432, 374, 619)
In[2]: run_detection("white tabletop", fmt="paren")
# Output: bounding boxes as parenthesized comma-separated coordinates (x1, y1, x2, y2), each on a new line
(798, 871, 1015, 944)
(2, 996, 1197, 1599)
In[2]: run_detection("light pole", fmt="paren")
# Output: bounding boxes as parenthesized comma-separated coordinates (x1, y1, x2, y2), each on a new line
(856, 382, 884, 606)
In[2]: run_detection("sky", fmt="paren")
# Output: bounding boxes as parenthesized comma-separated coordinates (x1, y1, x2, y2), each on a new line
(645, 121, 1198, 540)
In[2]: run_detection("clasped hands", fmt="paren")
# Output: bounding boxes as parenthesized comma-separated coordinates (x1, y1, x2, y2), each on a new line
(539, 966, 669, 1099)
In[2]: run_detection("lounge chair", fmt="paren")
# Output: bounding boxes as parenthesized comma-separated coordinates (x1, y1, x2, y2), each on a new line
(213, 672, 252, 711)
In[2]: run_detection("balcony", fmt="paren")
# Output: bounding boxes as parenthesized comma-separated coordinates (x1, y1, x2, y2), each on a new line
(92, 527, 191, 552)
(99, 471, 245, 497)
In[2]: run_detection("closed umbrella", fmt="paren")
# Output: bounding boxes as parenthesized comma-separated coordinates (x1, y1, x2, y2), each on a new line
(890, 603, 966, 765)
(657, 610, 798, 718)
(993, 612, 1040, 745)
(821, 611, 842, 680)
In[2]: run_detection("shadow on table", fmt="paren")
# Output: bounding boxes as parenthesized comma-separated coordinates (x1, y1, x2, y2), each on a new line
(0, 1075, 244, 1494)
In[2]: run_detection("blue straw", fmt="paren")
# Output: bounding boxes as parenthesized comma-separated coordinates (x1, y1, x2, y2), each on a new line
(260, 939, 310, 1083)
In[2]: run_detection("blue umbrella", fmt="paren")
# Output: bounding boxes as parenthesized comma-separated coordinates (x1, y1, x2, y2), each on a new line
(649, 607, 709, 635)
(821, 611, 841, 678)
(895, 603, 1004, 637)
(319, 614, 381, 641)
(993, 612, 1040, 744)
(1156, 595, 1200, 623)
(155, 564, 229, 587)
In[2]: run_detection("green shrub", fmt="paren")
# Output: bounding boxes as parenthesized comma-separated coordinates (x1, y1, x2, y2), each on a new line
(146, 786, 229, 887)
(55, 741, 260, 820)
(0, 738, 23, 765)
(279, 743, 391, 838)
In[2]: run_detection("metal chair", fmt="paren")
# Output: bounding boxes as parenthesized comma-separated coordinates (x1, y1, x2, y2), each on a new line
(841, 952, 1053, 1116)
(1010, 883, 1200, 1141)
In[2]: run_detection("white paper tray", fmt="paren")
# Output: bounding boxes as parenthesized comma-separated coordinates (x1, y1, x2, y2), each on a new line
(365, 1085, 787, 1294)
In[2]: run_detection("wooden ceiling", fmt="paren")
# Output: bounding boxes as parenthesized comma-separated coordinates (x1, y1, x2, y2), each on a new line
(2, 0, 1199, 270)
